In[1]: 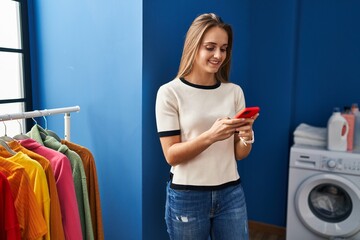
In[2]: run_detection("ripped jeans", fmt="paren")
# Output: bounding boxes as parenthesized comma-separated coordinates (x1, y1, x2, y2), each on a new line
(165, 182, 249, 240)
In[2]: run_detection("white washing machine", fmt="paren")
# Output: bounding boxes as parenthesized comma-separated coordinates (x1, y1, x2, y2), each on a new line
(286, 145, 360, 240)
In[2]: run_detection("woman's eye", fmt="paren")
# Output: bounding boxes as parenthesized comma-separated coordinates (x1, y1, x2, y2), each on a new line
(204, 46, 227, 53)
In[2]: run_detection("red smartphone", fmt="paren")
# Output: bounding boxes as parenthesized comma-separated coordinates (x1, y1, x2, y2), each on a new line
(234, 106, 260, 119)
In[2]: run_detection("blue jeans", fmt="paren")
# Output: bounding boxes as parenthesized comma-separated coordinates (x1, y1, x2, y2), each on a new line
(165, 182, 249, 240)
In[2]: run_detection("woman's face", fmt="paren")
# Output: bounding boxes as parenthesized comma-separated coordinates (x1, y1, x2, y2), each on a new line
(193, 26, 228, 76)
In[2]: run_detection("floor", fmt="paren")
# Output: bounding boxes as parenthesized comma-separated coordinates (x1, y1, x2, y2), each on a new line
(249, 221, 286, 240)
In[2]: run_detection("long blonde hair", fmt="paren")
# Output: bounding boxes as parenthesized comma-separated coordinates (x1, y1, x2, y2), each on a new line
(176, 13, 233, 83)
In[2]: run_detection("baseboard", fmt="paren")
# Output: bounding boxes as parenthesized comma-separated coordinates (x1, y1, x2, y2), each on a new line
(248, 220, 286, 236)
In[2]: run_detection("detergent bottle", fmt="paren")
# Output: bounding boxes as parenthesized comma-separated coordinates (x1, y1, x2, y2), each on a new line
(342, 106, 355, 151)
(327, 107, 349, 151)
(351, 103, 360, 152)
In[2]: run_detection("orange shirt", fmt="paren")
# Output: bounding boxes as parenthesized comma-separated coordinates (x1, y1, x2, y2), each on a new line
(62, 140, 104, 240)
(5, 141, 65, 240)
(0, 158, 47, 240)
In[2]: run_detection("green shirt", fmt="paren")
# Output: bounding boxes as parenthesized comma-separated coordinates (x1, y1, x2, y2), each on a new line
(28, 125, 94, 240)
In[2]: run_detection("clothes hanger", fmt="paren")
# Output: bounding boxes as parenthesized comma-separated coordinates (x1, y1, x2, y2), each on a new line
(41, 111, 62, 142)
(32, 111, 49, 140)
(0, 139, 16, 155)
(31, 114, 46, 140)
(0, 118, 15, 155)
(13, 119, 30, 140)
(0, 120, 14, 142)
(41, 111, 48, 130)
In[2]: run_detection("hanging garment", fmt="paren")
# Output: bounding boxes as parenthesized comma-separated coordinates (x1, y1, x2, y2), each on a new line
(27, 125, 94, 240)
(0, 171, 21, 240)
(62, 140, 104, 240)
(19, 138, 83, 240)
(0, 158, 47, 240)
(2, 151, 51, 240)
(5, 141, 65, 240)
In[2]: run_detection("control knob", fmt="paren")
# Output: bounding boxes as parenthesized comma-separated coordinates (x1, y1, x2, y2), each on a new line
(327, 159, 337, 169)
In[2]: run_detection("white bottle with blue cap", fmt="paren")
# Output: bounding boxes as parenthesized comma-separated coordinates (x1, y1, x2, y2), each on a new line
(327, 107, 349, 151)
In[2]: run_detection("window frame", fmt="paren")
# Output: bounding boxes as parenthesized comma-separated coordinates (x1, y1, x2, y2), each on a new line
(0, 0, 33, 130)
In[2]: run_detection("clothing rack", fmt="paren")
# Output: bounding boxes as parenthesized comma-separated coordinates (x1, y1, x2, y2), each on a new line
(0, 106, 80, 141)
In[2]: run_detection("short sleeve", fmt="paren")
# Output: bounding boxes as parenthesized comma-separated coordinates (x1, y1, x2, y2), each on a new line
(155, 84, 181, 137)
(234, 85, 246, 114)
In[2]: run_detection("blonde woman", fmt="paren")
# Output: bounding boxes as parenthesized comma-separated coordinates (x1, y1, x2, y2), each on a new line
(155, 13, 259, 240)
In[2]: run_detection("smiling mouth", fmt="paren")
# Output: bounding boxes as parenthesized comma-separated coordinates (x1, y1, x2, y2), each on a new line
(209, 60, 221, 66)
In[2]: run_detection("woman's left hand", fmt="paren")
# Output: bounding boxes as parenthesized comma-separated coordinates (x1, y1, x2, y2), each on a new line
(236, 113, 259, 141)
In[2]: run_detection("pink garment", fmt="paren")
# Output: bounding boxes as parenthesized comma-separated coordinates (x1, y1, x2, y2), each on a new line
(19, 139, 83, 240)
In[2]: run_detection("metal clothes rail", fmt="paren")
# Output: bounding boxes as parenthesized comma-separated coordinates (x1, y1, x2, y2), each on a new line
(0, 106, 80, 141)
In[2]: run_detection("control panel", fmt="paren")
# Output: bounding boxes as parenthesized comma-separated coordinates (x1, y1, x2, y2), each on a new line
(320, 156, 360, 174)
(291, 145, 360, 175)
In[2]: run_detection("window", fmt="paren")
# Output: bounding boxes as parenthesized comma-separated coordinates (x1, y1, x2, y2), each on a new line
(0, 0, 32, 137)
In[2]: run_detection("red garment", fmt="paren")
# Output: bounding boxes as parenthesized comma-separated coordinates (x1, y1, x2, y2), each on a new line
(0, 172, 21, 240)
(0, 159, 47, 240)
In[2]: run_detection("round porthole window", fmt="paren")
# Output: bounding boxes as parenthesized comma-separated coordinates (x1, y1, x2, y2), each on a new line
(308, 183, 352, 223)
(295, 173, 360, 237)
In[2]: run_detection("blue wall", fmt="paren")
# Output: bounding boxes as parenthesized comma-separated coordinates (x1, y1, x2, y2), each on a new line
(28, 0, 143, 239)
(28, 0, 360, 239)
(293, 0, 360, 127)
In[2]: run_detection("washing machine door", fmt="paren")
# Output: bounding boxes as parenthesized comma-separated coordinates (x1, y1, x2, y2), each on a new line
(295, 173, 360, 238)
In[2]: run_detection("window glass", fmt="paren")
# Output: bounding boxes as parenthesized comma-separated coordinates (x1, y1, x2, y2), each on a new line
(0, 52, 24, 100)
(0, 0, 29, 136)
(0, 0, 21, 49)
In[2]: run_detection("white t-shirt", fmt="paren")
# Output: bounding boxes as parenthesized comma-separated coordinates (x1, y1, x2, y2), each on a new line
(155, 78, 246, 190)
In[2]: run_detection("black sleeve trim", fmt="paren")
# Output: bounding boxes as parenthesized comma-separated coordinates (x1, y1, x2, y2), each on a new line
(158, 130, 181, 137)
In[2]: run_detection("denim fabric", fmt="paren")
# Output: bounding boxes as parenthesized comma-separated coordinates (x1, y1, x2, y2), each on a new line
(165, 182, 249, 240)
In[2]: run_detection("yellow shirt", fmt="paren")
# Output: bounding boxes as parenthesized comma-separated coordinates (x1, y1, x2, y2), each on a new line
(7, 152, 50, 240)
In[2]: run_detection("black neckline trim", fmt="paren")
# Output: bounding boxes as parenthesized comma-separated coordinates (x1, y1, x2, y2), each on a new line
(180, 77, 221, 90)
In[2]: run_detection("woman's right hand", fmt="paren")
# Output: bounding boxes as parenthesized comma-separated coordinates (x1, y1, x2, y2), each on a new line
(207, 117, 247, 143)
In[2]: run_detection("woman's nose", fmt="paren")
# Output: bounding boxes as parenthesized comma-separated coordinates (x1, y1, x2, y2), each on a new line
(214, 48, 222, 58)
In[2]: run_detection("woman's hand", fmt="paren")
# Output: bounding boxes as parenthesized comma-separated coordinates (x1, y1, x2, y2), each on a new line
(234, 113, 260, 160)
(207, 117, 251, 143)
(236, 113, 259, 141)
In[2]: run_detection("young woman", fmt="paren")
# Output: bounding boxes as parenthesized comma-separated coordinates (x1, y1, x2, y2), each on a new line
(155, 13, 259, 240)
